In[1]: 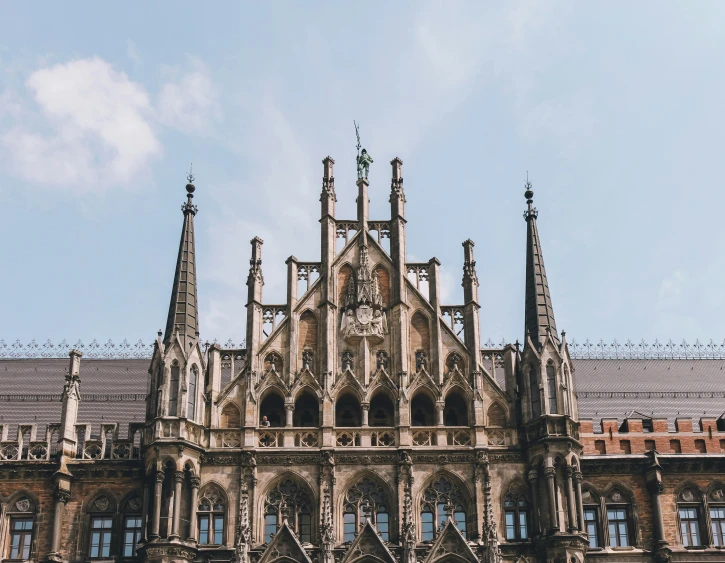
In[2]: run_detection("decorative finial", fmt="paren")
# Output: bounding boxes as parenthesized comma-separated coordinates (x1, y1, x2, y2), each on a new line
(523, 172, 536, 220)
(354, 122, 373, 181)
(186, 163, 195, 196)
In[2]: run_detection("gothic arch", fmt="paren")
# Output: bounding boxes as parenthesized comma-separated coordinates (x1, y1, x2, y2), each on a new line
(6, 490, 40, 514)
(601, 481, 636, 504)
(487, 401, 507, 427)
(198, 481, 229, 506)
(336, 389, 363, 427)
(264, 351, 283, 374)
(416, 471, 473, 541)
(119, 489, 145, 512)
(580, 482, 602, 505)
(706, 480, 725, 502)
(368, 388, 396, 427)
(293, 389, 320, 427)
(673, 480, 704, 503)
(410, 310, 431, 372)
(257, 471, 317, 545)
(259, 387, 286, 428)
(337, 263, 355, 306)
(336, 470, 398, 542)
(220, 402, 241, 428)
(372, 263, 390, 307)
(83, 489, 118, 514)
(298, 310, 318, 373)
(442, 387, 469, 426)
(410, 389, 437, 427)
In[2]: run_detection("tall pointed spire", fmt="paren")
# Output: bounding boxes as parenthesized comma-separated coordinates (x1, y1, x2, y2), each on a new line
(523, 175, 558, 345)
(164, 170, 199, 352)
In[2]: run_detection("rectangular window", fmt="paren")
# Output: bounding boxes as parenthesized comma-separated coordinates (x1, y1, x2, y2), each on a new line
(711, 506, 725, 547)
(620, 440, 631, 454)
(198, 513, 223, 545)
(168, 365, 180, 416)
(122, 516, 143, 557)
(670, 440, 681, 453)
(213, 515, 223, 544)
(644, 440, 656, 451)
(199, 515, 209, 544)
(264, 514, 277, 544)
(298, 513, 311, 543)
(376, 512, 389, 541)
(695, 439, 706, 453)
(421, 511, 434, 542)
(679, 507, 700, 547)
(9, 518, 33, 560)
(343, 512, 357, 542)
(584, 508, 599, 548)
(454, 511, 466, 538)
(594, 440, 606, 454)
(607, 508, 629, 547)
(89, 517, 113, 558)
(505, 511, 516, 540)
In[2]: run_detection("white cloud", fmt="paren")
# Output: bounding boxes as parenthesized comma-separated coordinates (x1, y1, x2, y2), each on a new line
(126, 40, 141, 66)
(157, 59, 220, 134)
(0, 57, 160, 192)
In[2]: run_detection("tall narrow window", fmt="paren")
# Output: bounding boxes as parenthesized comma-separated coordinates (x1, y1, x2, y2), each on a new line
(343, 508, 357, 542)
(263, 479, 312, 543)
(197, 486, 225, 545)
(529, 367, 541, 418)
(584, 508, 600, 548)
(168, 363, 180, 416)
(607, 508, 629, 547)
(679, 507, 700, 547)
(187, 365, 198, 422)
(343, 477, 390, 542)
(420, 476, 468, 541)
(9, 518, 33, 560)
(503, 484, 529, 541)
(89, 517, 113, 558)
(711, 506, 725, 546)
(546, 364, 558, 414)
(122, 516, 143, 557)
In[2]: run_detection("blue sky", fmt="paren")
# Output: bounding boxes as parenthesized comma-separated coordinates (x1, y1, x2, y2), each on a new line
(2, 2, 725, 347)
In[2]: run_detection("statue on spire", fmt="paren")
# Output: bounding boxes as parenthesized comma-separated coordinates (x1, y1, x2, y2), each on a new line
(354, 121, 373, 180)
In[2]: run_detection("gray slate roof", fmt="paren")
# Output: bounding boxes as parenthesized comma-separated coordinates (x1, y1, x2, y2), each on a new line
(1, 357, 723, 439)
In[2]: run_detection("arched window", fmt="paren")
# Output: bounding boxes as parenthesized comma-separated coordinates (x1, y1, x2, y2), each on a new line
(411, 393, 435, 426)
(121, 495, 144, 557)
(187, 365, 198, 422)
(369, 392, 394, 427)
(198, 485, 225, 545)
(87, 494, 116, 558)
(298, 311, 318, 372)
(7, 495, 36, 560)
(546, 363, 558, 414)
(528, 366, 540, 418)
(443, 391, 468, 426)
(581, 488, 601, 548)
(264, 479, 312, 544)
(487, 403, 506, 427)
(711, 485, 725, 547)
(220, 403, 241, 428)
(421, 476, 467, 541)
(677, 487, 703, 547)
(260, 391, 285, 427)
(293, 391, 319, 427)
(503, 483, 529, 541)
(605, 489, 632, 547)
(335, 393, 361, 427)
(410, 312, 430, 372)
(343, 477, 390, 542)
(168, 362, 180, 416)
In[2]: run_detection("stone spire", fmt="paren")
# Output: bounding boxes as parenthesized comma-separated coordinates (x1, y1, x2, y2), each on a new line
(163, 172, 199, 352)
(523, 176, 558, 345)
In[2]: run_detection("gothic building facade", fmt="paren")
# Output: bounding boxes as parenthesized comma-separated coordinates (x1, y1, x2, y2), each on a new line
(1, 155, 725, 563)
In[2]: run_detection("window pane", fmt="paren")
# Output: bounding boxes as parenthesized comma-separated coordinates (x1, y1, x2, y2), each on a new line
(213, 515, 224, 544)
(299, 514, 311, 543)
(505, 512, 515, 540)
(264, 514, 277, 543)
(437, 503, 447, 530)
(421, 512, 434, 542)
(199, 515, 209, 544)
(454, 511, 466, 537)
(343, 512, 356, 542)
(519, 511, 528, 540)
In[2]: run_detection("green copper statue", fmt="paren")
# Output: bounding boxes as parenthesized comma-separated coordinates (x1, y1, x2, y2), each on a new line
(357, 148, 373, 180)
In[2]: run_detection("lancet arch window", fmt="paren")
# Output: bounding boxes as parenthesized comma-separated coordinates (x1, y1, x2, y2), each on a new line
(198, 485, 225, 545)
(420, 476, 467, 541)
(263, 478, 313, 544)
(528, 365, 541, 418)
(503, 483, 529, 541)
(168, 361, 180, 416)
(546, 362, 558, 414)
(342, 477, 390, 542)
(187, 365, 199, 422)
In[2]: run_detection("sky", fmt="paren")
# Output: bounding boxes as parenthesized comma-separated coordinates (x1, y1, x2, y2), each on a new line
(2, 2, 725, 348)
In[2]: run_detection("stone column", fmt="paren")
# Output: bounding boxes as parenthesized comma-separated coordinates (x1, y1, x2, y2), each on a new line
(435, 402, 444, 426)
(188, 476, 201, 543)
(141, 478, 151, 542)
(544, 466, 558, 531)
(573, 471, 585, 531)
(649, 481, 666, 545)
(285, 404, 294, 427)
(527, 469, 540, 535)
(565, 465, 577, 532)
(170, 471, 184, 539)
(361, 403, 370, 427)
(151, 470, 164, 539)
(47, 488, 70, 562)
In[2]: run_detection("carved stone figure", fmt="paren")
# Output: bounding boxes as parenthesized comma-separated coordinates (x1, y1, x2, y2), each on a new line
(357, 148, 373, 180)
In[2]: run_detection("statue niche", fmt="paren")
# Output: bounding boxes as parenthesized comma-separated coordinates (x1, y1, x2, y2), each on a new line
(339, 245, 388, 343)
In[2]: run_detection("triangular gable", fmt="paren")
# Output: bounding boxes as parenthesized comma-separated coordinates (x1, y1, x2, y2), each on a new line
(405, 368, 439, 402)
(258, 521, 312, 563)
(342, 521, 396, 563)
(332, 369, 366, 399)
(367, 369, 398, 400)
(424, 520, 479, 563)
(290, 370, 323, 399)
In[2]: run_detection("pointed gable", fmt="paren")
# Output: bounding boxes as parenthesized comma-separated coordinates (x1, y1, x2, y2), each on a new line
(424, 521, 479, 563)
(258, 521, 312, 563)
(342, 521, 396, 563)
